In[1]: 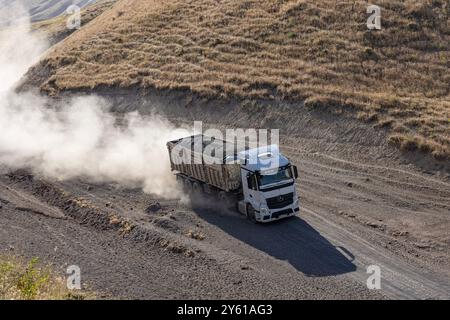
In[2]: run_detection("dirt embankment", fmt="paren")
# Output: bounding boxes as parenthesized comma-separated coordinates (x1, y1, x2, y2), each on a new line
(68, 85, 450, 176)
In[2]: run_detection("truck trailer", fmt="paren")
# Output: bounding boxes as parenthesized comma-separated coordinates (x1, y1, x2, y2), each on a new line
(167, 134, 300, 223)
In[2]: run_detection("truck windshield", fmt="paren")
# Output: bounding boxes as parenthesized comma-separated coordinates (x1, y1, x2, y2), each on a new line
(258, 167, 293, 187)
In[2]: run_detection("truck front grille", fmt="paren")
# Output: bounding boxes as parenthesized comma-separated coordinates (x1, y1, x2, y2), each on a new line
(266, 193, 294, 209)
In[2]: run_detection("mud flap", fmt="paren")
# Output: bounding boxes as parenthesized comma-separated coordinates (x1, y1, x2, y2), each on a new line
(237, 200, 247, 216)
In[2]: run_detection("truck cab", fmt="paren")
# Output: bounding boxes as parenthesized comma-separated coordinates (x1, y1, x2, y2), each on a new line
(236, 145, 300, 223)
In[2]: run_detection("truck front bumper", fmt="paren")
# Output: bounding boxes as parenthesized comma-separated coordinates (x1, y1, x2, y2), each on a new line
(258, 206, 300, 223)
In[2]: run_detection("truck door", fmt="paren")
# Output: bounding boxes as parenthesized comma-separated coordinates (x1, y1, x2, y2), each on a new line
(241, 169, 260, 211)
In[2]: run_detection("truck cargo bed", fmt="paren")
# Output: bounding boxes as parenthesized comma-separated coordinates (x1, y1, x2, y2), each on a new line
(167, 135, 242, 192)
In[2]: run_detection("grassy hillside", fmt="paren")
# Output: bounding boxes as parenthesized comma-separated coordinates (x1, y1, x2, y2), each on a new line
(27, 0, 449, 160)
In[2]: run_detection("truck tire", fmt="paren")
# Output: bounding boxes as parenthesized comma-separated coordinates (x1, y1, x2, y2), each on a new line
(246, 204, 257, 223)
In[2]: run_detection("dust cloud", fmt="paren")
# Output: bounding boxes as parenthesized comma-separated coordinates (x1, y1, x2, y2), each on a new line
(0, 6, 187, 198)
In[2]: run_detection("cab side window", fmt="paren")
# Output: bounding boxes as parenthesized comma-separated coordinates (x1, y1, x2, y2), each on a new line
(247, 174, 258, 190)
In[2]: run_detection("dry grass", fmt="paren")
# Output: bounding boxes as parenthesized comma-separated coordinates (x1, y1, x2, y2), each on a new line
(28, 0, 450, 159)
(0, 255, 92, 300)
(109, 213, 135, 235)
(186, 229, 206, 241)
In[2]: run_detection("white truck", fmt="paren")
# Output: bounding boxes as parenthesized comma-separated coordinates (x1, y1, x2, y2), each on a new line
(167, 134, 300, 223)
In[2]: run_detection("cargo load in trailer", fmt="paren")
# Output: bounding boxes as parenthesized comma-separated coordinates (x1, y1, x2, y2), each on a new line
(167, 134, 300, 222)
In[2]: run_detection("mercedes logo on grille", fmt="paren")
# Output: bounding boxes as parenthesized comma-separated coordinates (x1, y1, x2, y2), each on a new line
(278, 196, 284, 202)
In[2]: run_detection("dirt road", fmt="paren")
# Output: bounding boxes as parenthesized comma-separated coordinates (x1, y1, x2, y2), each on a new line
(0, 172, 383, 299)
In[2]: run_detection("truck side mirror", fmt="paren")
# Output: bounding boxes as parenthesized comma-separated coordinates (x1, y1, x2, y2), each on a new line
(247, 174, 256, 190)
(293, 165, 298, 179)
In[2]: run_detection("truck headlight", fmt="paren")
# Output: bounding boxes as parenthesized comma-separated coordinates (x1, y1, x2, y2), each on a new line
(260, 205, 269, 215)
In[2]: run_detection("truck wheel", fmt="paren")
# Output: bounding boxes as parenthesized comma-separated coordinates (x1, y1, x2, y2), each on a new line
(246, 204, 257, 223)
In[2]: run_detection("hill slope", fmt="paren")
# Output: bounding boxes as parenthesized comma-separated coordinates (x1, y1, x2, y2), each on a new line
(26, 0, 450, 160)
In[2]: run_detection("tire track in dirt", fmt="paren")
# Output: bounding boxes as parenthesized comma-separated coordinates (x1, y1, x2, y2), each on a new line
(302, 208, 450, 299)
(283, 146, 450, 187)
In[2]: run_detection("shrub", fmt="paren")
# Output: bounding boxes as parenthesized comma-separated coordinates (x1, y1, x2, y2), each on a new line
(0, 256, 94, 300)
(16, 258, 50, 299)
